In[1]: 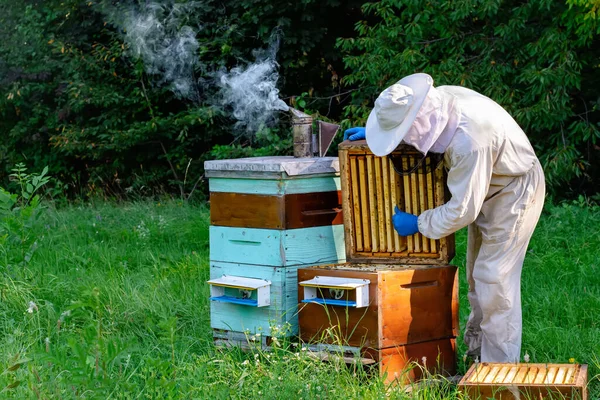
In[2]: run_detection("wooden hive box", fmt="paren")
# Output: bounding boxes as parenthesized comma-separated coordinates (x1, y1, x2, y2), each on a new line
(339, 140, 454, 264)
(205, 156, 347, 343)
(297, 263, 458, 382)
(458, 363, 588, 399)
(297, 264, 458, 348)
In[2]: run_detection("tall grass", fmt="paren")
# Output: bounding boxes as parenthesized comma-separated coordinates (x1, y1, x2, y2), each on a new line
(0, 199, 598, 398)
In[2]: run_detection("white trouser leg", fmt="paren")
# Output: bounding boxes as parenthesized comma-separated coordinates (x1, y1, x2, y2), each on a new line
(469, 162, 545, 363)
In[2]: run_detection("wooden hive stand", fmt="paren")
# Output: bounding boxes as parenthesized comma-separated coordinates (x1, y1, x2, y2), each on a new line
(458, 363, 588, 399)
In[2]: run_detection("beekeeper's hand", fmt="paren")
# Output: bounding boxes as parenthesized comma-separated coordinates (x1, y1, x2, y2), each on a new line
(393, 206, 419, 236)
(343, 127, 366, 141)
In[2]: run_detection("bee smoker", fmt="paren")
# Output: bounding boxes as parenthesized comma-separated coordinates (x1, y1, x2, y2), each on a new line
(290, 108, 340, 158)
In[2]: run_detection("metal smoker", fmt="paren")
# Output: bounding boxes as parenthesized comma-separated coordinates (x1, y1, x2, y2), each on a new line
(290, 108, 340, 158)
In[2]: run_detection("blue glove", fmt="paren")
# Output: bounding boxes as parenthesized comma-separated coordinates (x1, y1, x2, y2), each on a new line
(343, 127, 366, 141)
(392, 206, 419, 236)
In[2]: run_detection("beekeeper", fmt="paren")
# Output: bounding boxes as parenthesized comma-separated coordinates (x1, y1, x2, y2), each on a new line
(344, 73, 545, 364)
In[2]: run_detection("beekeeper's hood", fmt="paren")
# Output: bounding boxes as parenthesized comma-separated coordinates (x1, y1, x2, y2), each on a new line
(366, 73, 461, 156)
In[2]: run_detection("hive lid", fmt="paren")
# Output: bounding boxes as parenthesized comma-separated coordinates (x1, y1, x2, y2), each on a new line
(207, 275, 271, 290)
(205, 156, 340, 178)
(299, 276, 370, 289)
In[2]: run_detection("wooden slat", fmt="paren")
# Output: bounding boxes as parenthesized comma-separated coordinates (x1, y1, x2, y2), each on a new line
(533, 367, 547, 384)
(401, 156, 413, 252)
(433, 160, 445, 207)
(393, 160, 406, 252)
(409, 157, 421, 253)
(367, 156, 378, 252)
(471, 365, 490, 383)
(493, 366, 511, 383)
(381, 158, 393, 252)
(350, 157, 363, 251)
(483, 366, 501, 383)
(358, 157, 371, 252)
(418, 160, 429, 253)
(554, 366, 567, 385)
(425, 157, 437, 252)
(388, 158, 401, 252)
(340, 148, 355, 261)
(308, 351, 376, 365)
(564, 366, 575, 384)
(459, 363, 588, 400)
(375, 157, 386, 252)
(212, 191, 343, 230)
(209, 176, 341, 195)
(524, 366, 537, 384)
(504, 366, 519, 384)
(545, 367, 558, 384)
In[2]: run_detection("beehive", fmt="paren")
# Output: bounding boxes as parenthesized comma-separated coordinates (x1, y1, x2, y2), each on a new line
(458, 363, 588, 399)
(338, 140, 454, 264)
(205, 156, 346, 344)
(298, 141, 459, 383)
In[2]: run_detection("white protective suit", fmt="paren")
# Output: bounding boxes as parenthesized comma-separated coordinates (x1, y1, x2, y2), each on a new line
(405, 85, 546, 363)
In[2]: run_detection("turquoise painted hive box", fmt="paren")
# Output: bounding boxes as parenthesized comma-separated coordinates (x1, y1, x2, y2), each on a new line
(205, 156, 346, 345)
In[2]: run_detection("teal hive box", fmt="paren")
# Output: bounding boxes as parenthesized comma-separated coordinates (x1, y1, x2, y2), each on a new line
(205, 156, 346, 344)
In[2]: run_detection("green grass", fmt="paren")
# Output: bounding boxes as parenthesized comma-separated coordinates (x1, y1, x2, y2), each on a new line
(0, 199, 599, 398)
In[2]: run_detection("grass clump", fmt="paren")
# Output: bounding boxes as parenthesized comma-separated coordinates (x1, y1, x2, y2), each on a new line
(0, 199, 598, 398)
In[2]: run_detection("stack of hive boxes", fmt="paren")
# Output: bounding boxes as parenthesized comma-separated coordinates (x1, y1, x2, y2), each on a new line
(205, 156, 347, 347)
(298, 141, 459, 383)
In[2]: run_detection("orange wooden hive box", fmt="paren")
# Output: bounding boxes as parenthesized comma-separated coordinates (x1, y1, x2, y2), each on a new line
(458, 363, 588, 399)
(297, 263, 458, 383)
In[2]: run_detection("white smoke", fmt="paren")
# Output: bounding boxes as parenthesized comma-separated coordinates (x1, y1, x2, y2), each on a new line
(216, 36, 289, 134)
(114, 2, 289, 133)
(122, 1, 202, 101)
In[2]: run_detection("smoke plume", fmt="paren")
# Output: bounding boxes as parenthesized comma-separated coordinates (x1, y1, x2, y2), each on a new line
(111, 2, 289, 133)
(121, 1, 202, 101)
(216, 34, 289, 134)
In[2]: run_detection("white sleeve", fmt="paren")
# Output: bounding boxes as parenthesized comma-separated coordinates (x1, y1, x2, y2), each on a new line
(417, 149, 493, 239)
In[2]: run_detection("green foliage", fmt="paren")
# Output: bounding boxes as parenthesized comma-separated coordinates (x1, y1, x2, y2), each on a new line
(0, 0, 361, 200)
(1, 0, 599, 199)
(0, 164, 50, 267)
(337, 0, 600, 199)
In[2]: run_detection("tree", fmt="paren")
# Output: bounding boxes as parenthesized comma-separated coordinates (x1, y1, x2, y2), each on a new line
(337, 0, 600, 199)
